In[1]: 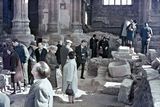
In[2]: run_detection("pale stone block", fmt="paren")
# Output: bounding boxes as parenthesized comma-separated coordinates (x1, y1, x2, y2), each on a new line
(151, 57, 160, 69)
(148, 49, 158, 62)
(101, 82, 121, 95)
(108, 61, 131, 78)
(118, 46, 130, 53)
(118, 79, 133, 104)
(143, 68, 159, 80)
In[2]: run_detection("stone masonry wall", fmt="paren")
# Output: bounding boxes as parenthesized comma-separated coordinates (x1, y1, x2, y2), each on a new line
(90, 0, 140, 35)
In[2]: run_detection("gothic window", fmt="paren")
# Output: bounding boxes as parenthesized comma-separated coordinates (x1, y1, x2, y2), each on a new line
(103, 0, 132, 5)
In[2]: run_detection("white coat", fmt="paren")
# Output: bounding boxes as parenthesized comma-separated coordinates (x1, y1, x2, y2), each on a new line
(63, 59, 78, 94)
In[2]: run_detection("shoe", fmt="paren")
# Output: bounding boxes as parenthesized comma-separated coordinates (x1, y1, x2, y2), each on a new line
(23, 87, 28, 92)
(11, 91, 16, 95)
(80, 77, 85, 79)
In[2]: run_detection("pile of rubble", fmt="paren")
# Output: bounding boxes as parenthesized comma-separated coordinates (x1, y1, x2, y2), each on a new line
(87, 46, 157, 107)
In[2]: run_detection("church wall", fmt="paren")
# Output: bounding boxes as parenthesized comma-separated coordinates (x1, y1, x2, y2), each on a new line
(91, 0, 140, 35)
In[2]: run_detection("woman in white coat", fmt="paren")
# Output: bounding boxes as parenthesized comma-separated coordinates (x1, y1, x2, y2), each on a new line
(63, 51, 78, 103)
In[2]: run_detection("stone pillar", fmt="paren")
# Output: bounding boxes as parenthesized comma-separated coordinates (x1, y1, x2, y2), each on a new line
(72, 0, 83, 32)
(12, 0, 34, 46)
(70, 0, 83, 46)
(38, 0, 49, 37)
(47, 0, 58, 33)
(47, 0, 63, 45)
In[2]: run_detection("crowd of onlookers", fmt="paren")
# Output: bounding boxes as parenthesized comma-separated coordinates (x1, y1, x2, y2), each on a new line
(0, 37, 93, 106)
(0, 19, 154, 106)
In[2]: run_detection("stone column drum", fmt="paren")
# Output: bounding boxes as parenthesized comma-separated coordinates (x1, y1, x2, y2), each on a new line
(12, 0, 34, 46)
(108, 61, 131, 78)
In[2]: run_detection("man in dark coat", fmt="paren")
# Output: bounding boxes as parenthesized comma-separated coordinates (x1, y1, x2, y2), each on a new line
(55, 40, 62, 65)
(12, 39, 30, 90)
(35, 42, 47, 62)
(90, 34, 98, 58)
(140, 23, 153, 54)
(60, 40, 73, 69)
(28, 41, 37, 85)
(75, 40, 88, 79)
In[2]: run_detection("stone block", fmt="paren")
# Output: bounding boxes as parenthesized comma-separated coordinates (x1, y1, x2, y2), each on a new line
(149, 80, 160, 107)
(118, 79, 133, 104)
(101, 82, 121, 95)
(87, 58, 113, 77)
(105, 72, 126, 82)
(151, 57, 160, 69)
(143, 67, 159, 80)
(108, 61, 131, 78)
(96, 66, 107, 79)
(137, 53, 149, 65)
(118, 46, 130, 53)
(148, 49, 158, 62)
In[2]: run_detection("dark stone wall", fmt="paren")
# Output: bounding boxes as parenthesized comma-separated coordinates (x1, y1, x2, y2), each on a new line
(90, 0, 141, 35)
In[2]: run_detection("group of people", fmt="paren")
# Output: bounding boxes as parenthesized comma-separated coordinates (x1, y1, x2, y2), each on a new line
(121, 19, 153, 54)
(90, 34, 111, 58)
(0, 37, 91, 106)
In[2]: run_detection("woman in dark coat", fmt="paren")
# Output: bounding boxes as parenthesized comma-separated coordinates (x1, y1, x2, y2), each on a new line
(8, 47, 23, 94)
(126, 20, 137, 47)
(98, 37, 109, 58)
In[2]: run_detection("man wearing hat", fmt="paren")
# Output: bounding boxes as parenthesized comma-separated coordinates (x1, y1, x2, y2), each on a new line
(60, 40, 73, 69)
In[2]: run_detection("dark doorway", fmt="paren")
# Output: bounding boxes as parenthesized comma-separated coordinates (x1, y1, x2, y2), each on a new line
(3, 0, 13, 34)
(28, 0, 39, 36)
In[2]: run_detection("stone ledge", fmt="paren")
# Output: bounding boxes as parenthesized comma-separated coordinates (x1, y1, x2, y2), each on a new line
(149, 80, 160, 107)
(143, 65, 160, 107)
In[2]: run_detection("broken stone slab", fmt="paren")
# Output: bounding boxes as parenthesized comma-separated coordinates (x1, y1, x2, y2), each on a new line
(137, 53, 150, 65)
(112, 51, 132, 60)
(118, 79, 134, 104)
(149, 80, 160, 107)
(143, 67, 160, 80)
(101, 82, 121, 95)
(108, 61, 131, 78)
(118, 46, 130, 53)
(148, 49, 158, 62)
(96, 66, 107, 79)
(151, 57, 160, 69)
(87, 58, 113, 77)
